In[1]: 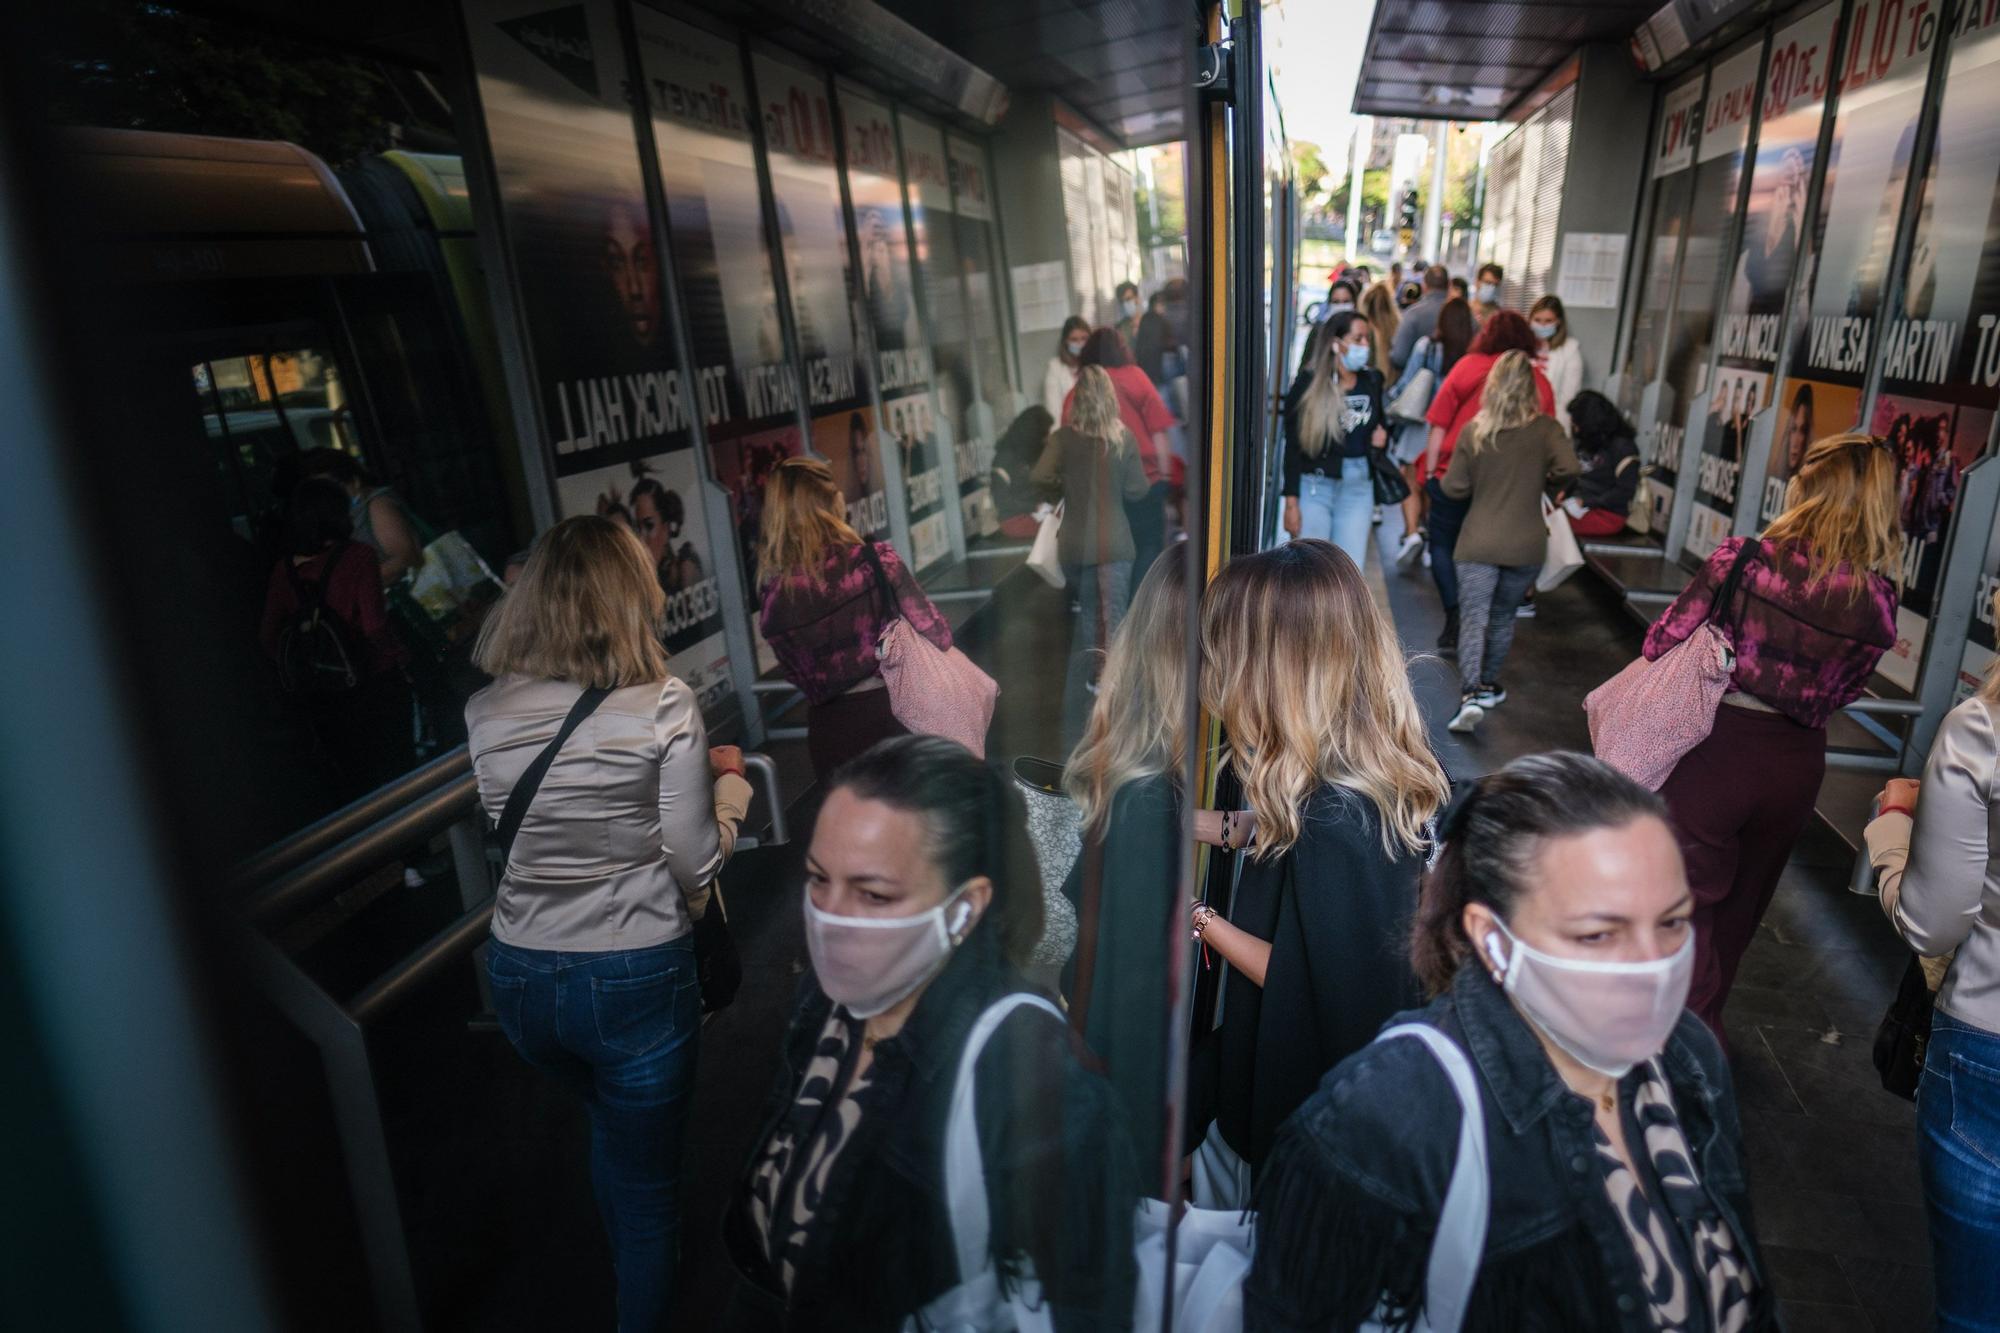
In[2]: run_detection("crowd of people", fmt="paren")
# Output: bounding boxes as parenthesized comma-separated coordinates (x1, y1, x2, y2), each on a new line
(439, 255, 2000, 1333)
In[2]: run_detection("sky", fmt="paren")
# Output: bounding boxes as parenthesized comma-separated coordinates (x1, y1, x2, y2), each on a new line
(1264, 0, 1378, 155)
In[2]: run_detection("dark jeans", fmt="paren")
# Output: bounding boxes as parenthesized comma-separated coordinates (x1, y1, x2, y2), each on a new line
(806, 683, 906, 786)
(1424, 478, 1468, 612)
(1919, 1010, 2000, 1328)
(1126, 481, 1169, 584)
(488, 936, 701, 1332)
(1656, 702, 1825, 1038)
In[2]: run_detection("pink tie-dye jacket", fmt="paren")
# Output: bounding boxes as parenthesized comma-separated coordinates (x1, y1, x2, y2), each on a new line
(759, 541, 952, 705)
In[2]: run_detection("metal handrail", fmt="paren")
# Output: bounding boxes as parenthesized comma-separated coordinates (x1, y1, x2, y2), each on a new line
(348, 896, 498, 1025)
(231, 746, 471, 891)
(247, 774, 481, 927)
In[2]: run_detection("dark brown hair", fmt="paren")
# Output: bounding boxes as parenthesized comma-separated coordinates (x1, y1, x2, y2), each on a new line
(831, 735, 1046, 968)
(1434, 297, 1475, 371)
(1411, 752, 1665, 994)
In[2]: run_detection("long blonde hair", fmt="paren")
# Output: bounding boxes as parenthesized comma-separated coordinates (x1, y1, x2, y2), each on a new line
(1070, 364, 1131, 455)
(1200, 540, 1448, 856)
(758, 455, 861, 580)
(473, 515, 669, 689)
(1461, 350, 1540, 455)
(1066, 553, 1189, 830)
(1358, 280, 1401, 381)
(1298, 311, 1364, 458)
(1762, 431, 1903, 595)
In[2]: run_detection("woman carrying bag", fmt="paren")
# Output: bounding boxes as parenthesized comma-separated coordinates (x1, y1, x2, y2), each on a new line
(1636, 433, 1898, 1038)
(1279, 310, 1393, 569)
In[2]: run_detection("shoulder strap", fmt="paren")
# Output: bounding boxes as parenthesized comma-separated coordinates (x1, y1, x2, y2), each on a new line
(1372, 1023, 1490, 1333)
(492, 686, 612, 869)
(940, 992, 1067, 1283)
(856, 540, 902, 624)
(1705, 538, 1762, 631)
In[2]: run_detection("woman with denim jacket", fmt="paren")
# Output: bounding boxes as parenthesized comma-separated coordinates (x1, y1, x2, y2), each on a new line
(722, 736, 1138, 1331)
(1864, 591, 2000, 1326)
(1248, 753, 1776, 1333)
(1644, 432, 1899, 1038)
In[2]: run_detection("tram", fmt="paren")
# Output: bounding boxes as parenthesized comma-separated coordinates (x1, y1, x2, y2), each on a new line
(6, 0, 1304, 1326)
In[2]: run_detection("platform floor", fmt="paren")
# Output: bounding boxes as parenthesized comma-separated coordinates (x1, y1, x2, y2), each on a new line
(1376, 538, 1933, 1333)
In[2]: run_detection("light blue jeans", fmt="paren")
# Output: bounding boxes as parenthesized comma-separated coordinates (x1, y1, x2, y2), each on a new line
(1294, 456, 1374, 569)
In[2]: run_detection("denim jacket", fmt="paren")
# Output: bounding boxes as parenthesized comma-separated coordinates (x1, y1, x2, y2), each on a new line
(721, 929, 1138, 1332)
(1245, 964, 1778, 1333)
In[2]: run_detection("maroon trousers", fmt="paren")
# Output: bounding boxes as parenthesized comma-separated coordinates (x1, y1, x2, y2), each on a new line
(806, 683, 907, 786)
(1657, 701, 1826, 1038)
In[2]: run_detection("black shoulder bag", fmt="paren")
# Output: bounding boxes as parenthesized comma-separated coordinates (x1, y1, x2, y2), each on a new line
(1874, 953, 1936, 1101)
(487, 686, 612, 867)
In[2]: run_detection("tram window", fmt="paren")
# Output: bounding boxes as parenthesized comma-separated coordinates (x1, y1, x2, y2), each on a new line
(195, 346, 358, 537)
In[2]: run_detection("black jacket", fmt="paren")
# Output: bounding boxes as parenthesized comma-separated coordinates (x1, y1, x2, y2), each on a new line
(1245, 964, 1778, 1333)
(1573, 430, 1642, 515)
(1207, 783, 1427, 1171)
(722, 928, 1139, 1332)
(1281, 369, 1387, 497)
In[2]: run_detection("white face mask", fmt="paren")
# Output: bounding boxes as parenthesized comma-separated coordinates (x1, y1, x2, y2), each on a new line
(1065, 339, 1087, 358)
(803, 883, 974, 1019)
(1327, 300, 1355, 315)
(1483, 918, 1693, 1077)
(1476, 282, 1501, 305)
(1120, 298, 1141, 318)
(1531, 321, 1559, 340)
(1342, 343, 1372, 372)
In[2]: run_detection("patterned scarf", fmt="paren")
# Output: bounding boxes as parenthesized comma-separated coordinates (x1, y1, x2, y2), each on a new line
(1591, 1060, 1755, 1331)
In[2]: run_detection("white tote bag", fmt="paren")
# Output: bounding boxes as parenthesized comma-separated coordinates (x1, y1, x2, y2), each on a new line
(1026, 503, 1065, 588)
(1537, 496, 1586, 593)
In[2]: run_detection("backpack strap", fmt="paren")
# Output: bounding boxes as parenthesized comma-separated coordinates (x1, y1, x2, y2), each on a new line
(1371, 1023, 1490, 1333)
(491, 686, 612, 871)
(940, 992, 1067, 1283)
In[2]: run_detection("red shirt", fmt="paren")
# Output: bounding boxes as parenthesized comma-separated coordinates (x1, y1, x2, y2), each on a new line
(260, 541, 406, 678)
(1421, 352, 1556, 481)
(1064, 364, 1176, 485)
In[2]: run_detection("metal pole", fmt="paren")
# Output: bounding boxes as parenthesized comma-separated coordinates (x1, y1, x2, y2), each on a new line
(1421, 119, 1447, 262)
(1346, 115, 1369, 267)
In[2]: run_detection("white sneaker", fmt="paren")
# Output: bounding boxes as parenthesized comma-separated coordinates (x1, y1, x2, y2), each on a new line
(1422, 547, 1432, 569)
(1395, 531, 1424, 567)
(1447, 698, 1484, 733)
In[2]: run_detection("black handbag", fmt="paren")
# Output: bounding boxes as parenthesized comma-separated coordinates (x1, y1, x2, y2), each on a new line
(692, 890, 743, 1014)
(1368, 444, 1411, 506)
(1873, 954, 1937, 1101)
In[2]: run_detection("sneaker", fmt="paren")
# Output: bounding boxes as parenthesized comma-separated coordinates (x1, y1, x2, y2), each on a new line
(1448, 697, 1485, 733)
(1396, 532, 1424, 567)
(1372, 506, 1384, 526)
(1515, 600, 1537, 619)
(1471, 683, 1507, 709)
(1435, 610, 1459, 656)
(1422, 547, 1432, 568)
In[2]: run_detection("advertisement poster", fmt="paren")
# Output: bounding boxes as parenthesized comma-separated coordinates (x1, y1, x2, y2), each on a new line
(556, 452, 735, 717)
(901, 109, 990, 548)
(813, 407, 890, 540)
(1621, 72, 1705, 525)
(1956, 510, 2000, 701)
(884, 390, 950, 568)
(839, 90, 947, 573)
(1787, 0, 1939, 392)
(710, 422, 804, 673)
(1677, 42, 1765, 564)
(950, 132, 1019, 520)
(1877, 11, 2000, 689)
(1712, 3, 1837, 522)
(464, 0, 704, 471)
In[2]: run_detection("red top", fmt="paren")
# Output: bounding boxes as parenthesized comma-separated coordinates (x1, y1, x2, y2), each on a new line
(1065, 363, 1176, 485)
(259, 542, 406, 678)
(1421, 352, 1555, 482)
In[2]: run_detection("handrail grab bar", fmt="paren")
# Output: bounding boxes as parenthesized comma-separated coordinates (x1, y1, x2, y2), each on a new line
(246, 775, 480, 927)
(231, 746, 471, 891)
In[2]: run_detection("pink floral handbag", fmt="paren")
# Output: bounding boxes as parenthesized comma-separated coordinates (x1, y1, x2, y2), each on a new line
(861, 545, 1000, 758)
(1584, 541, 1760, 791)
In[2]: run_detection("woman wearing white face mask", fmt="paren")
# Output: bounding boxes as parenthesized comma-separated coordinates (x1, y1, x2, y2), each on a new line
(722, 735, 1138, 1331)
(1247, 752, 1777, 1333)
(1279, 310, 1390, 567)
(1042, 315, 1091, 420)
(1529, 294, 1584, 433)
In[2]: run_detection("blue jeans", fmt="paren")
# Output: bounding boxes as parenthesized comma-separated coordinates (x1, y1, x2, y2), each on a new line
(1919, 1010, 2000, 1328)
(1294, 457, 1374, 570)
(1425, 478, 1468, 612)
(1062, 559, 1134, 746)
(488, 935, 700, 1332)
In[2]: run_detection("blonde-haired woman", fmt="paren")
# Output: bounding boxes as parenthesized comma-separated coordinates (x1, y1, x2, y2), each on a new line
(1439, 348, 1578, 732)
(466, 516, 753, 1327)
(757, 456, 953, 783)
(1061, 551, 1189, 1185)
(1646, 432, 1898, 1036)
(1865, 587, 2000, 1322)
(1357, 279, 1402, 381)
(1186, 539, 1450, 1206)
(1279, 310, 1389, 568)
(1035, 364, 1152, 743)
